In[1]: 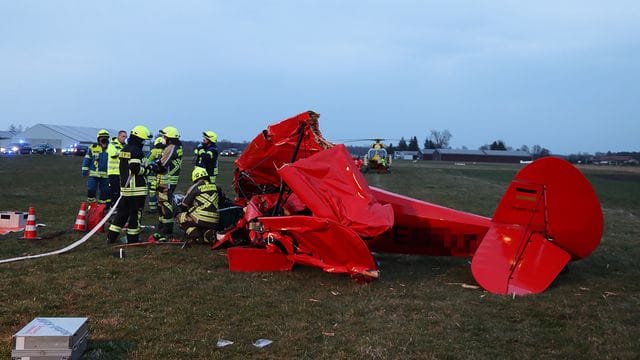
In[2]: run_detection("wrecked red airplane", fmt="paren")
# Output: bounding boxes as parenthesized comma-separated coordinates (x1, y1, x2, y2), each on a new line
(216, 111, 603, 296)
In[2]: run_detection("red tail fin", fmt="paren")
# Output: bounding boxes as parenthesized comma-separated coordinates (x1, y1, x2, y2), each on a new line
(471, 157, 603, 295)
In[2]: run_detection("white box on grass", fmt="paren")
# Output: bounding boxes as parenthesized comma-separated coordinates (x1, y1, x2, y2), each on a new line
(12, 317, 89, 360)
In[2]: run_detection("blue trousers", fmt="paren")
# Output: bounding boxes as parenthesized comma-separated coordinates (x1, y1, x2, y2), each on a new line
(87, 176, 110, 203)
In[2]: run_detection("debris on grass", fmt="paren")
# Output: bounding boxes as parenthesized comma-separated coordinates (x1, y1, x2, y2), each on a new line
(330, 291, 340, 296)
(446, 282, 480, 290)
(253, 339, 273, 348)
(579, 287, 590, 291)
(322, 332, 335, 336)
(309, 298, 320, 302)
(603, 291, 618, 298)
(216, 339, 233, 348)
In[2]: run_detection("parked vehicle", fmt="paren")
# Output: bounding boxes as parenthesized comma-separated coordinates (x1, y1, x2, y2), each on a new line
(33, 144, 56, 154)
(63, 144, 88, 156)
(221, 148, 240, 157)
(0, 143, 32, 155)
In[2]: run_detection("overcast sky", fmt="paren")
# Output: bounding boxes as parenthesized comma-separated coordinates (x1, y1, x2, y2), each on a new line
(1, 1, 638, 154)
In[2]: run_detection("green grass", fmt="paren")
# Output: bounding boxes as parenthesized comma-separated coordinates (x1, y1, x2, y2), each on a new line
(1, 156, 639, 359)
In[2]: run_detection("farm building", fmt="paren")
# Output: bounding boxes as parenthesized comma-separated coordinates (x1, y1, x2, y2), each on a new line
(422, 149, 532, 163)
(593, 155, 639, 166)
(5, 124, 118, 151)
(393, 151, 421, 160)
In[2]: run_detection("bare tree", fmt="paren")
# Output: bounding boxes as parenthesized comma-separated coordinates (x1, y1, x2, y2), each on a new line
(424, 130, 452, 149)
(531, 144, 551, 159)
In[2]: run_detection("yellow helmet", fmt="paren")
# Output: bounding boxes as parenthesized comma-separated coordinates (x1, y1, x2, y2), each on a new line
(97, 129, 110, 138)
(130, 125, 152, 140)
(192, 166, 208, 182)
(153, 137, 165, 146)
(203, 130, 218, 143)
(160, 126, 180, 139)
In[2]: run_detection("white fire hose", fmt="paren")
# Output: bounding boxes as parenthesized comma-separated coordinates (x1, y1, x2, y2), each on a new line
(0, 196, 121, 264)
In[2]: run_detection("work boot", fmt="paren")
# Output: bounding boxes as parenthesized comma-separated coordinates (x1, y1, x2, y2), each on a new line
(126, 234, 140, 244)
(106, 230, 120, 245)
(152, 232, 167, 242)
(203, 229, 216, 244)
(162, 223, 173, 236)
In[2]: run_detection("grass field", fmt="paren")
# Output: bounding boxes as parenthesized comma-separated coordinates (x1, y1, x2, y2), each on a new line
(1, 155, 639, 359)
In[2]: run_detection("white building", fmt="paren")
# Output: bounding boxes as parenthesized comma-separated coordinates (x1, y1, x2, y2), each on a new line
(6, 124, 118, 150)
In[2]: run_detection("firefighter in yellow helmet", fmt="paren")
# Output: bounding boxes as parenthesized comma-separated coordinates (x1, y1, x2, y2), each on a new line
(107, 130, 127, 206)
(154, 126, 183, 235)
(81, 129, 110, 205)
(176, 167, 219, 243)
(195, 130, 219, 182)
(107, 125, 153, 244)
(145, 136, 165, 213)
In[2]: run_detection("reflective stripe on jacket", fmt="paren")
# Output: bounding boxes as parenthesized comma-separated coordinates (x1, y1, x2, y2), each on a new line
(119, 141, 149, 197)
(182, 180, 219, 225)
(158, 143, 183, 186)
(82, 144, 109, 178)
(107, 138, 124, 176)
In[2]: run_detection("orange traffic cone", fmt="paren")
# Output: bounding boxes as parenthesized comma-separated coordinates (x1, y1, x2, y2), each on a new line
(73, 202, 88, 232)
(20, 207, 41, 240)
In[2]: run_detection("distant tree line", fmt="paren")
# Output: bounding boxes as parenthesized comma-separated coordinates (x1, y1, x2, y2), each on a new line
(6, 124, 636, 163)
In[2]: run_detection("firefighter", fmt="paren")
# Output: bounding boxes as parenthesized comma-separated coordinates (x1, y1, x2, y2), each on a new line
(146, 137, 165, 213)
(155, 126, 183, 235)
(81, 129, 110, 205)
(195, 130, 219, 182)
(107, 125, 153, 244)
(107, 130, 127, 207)
(176, 167, 219, 244)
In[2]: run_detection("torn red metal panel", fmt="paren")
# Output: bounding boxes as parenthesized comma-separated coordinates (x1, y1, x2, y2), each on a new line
(233, 111, 332, 200)
(258, 216, 379, 279)
(278, 145, 394, 238)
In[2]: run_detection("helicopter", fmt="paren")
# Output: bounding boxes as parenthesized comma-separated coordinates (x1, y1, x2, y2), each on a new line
(336, 138, 394, 173)
(362, 139, 392, 173)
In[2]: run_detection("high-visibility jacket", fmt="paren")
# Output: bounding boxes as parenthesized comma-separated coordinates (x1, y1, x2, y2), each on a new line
(181, 179, 219, 225)
(195, 142, 219, 181)
(118, 137, 150, 197)
(107, 138, 124, 176)
(82, 144, 109, 178)
(158, 141, 183, 187)
(148, 145, 164, 163)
